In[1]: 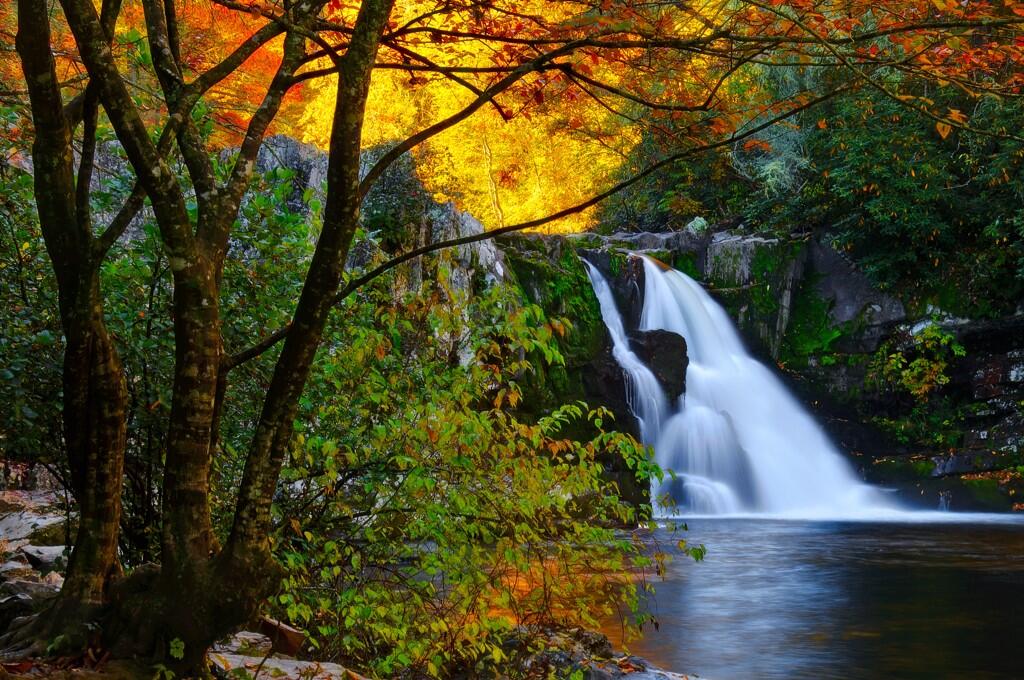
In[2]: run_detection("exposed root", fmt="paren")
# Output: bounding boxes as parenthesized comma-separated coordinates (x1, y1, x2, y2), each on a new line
(0, 612, 53, 661)
(0, 598, 103, 662)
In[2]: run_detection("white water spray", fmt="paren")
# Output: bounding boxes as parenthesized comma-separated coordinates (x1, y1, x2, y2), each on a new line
(586, 255, 896, 517)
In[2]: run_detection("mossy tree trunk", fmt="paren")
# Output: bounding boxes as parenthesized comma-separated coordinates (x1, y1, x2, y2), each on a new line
(14, 0, 128, 617)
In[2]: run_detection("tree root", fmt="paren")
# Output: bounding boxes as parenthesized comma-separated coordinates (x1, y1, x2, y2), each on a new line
(0, 614, 48, 661)
(0, 597, 103, 662)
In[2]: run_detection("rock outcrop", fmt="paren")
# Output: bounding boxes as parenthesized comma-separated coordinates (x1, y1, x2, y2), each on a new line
(498, 235, 691, 509)
(536, 223, 1024, 512)
(629, 330, 688, 403)
(0, 488, 70, 633)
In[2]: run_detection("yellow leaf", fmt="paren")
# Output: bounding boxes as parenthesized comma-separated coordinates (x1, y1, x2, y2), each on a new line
(936, 121, 952, 139)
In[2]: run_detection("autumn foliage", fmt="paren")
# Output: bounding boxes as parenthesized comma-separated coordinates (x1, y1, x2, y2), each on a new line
(0, 0, 1021, 673)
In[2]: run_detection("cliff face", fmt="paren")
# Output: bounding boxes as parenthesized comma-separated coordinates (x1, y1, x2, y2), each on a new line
(224, 137, 1024, 511)
(544, 226, 1023, 512)
(496, 235, 689, 509)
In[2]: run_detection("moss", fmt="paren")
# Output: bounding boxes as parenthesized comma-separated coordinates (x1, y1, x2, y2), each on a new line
(870, 455, 936, 481)
(672, 252, 701, 279)
(779, 275, 845, 367)
(607, 251, 628, 278)
(28, 519, 74, 546)
(571, 234, 603, 250)
(963, 476, 1008, 509)
(503, 241, 606, 410)
(749, 247, 782, 317)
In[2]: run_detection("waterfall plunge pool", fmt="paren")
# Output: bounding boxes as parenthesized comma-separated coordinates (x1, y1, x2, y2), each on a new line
(584, 255, 1023, 677)
(605, 517, 1024, 680)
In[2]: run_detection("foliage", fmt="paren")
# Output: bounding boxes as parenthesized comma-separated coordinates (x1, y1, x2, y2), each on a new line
(600, 79, 1024, 318)
(0, 165, 63, 466)
(860, 323, 968, 448)
(0, 147, 671, 676)
(870, 398, 966, 449)
(3, 0, 1023, 667)
(868, 324, 966, 402)
(272, 270, 662, 677)
(735, 86, 1024, 316)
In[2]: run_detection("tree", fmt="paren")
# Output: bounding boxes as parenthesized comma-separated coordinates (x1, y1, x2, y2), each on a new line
(3, 0, 1022, 669)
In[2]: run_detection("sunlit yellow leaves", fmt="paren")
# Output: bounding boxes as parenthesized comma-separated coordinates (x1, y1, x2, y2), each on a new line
(946, 108, 968, 125)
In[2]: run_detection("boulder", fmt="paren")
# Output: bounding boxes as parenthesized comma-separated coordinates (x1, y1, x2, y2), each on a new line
(0, 593, 34, 633)
(20, 545, 67, 574)
(208, 653, 370, 679)
(41, 571, 64, 588)
(27, 518, 71, 546)
(258, 616, 306, 655)
(0, 510, 64, 550)
(516, 627, 694, 680)
(213, 631, 273, 656)
(0, 578, 60, 601)
(0, 562, 39, 583)
(628, 330, 688, 403)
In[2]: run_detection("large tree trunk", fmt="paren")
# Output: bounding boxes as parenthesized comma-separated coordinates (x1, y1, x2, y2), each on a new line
(14, 0, 128, 622)
(61, 275, 128, 605)
(228, 0, 397, 560)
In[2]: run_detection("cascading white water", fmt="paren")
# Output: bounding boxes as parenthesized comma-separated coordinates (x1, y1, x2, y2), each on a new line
(584, 261, 668, 444)
(586, 255, 897, 518)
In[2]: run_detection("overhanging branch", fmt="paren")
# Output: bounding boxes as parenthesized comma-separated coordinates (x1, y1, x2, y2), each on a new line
(227, 85, 850, 370)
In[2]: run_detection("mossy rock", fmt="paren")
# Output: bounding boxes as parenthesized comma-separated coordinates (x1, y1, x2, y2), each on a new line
(28, 519, 74, 546)
(868, 455, 936, 482)
(962, 476, 1011, 510)
(502, 238, 605, 366)
(499, 236, 608, 414)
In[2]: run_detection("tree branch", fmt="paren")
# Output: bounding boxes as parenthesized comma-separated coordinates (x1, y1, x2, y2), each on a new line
(227, 85, 850, 369)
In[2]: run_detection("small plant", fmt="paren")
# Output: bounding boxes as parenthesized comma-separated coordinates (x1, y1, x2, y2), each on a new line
(869, 324, 965, 401)
(152, 665, 175, 680)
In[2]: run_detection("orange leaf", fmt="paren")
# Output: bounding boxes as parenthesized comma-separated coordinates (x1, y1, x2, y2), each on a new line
(935, 121, 952, 139)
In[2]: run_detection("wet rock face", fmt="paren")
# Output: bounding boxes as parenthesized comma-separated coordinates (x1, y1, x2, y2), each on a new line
(579, 249, 646, 332)
(808, 237, 905, 353)
(809, 237, 905, 326)
(629, 330, 688, 403)
(581, 345, 637, 422)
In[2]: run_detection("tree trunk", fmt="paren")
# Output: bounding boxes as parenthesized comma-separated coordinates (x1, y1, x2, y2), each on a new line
(61, 274, 128, 605)
(228, 0, 398, 558)
(14, 0, 128, 617)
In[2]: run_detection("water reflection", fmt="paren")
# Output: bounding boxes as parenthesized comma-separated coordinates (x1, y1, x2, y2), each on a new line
(608, 520, 1024, 679)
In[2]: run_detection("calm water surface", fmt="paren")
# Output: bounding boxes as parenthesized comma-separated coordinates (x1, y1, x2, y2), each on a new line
(609, 519, 1024, 679)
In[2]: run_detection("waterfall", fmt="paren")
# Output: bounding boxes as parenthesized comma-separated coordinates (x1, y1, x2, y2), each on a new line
(584, 261, 668, 444)
(586, 255, 896, 518)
